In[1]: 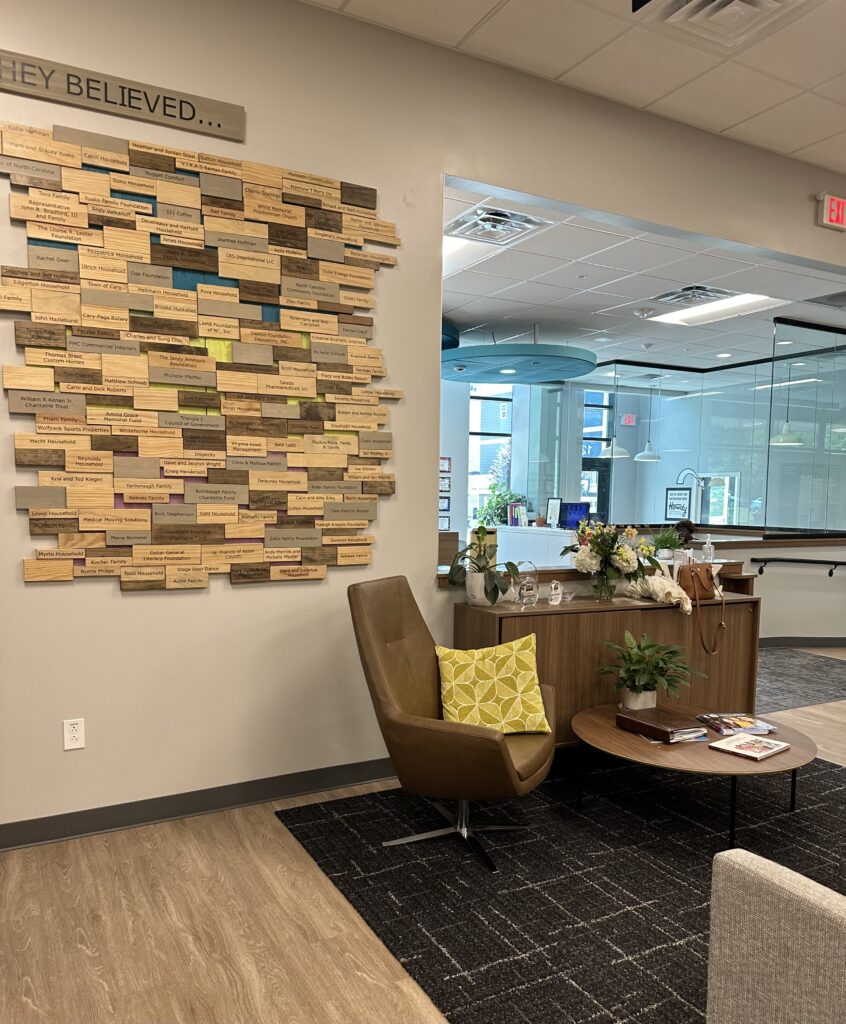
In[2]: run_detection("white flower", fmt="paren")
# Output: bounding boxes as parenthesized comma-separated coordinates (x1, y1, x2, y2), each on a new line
(611, 545, 638, 573)
(573, 547, 601, 574)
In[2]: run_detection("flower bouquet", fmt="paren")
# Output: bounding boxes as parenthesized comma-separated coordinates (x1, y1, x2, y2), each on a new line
(562, 520, 660, 601)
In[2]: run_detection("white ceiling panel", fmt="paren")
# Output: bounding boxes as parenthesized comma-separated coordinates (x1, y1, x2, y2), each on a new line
(534, 260, 628, 290)
(590, 274, 693, 301)
(443, 269, 519, 296)
(587, 238, 698, 273)
(442, 290, 473, 312)
(792, 131, 846, 175)
(559, 27, 722, 109)
(442, 196, 475, 226)
(814, 72, 846, 105)
(649, 252, 754, 284)
(547, 290, 630, 313)
(451, 297, 536, 319)
(514, 222, 628, 259)
(647, 63, 802, 133)
(492, 280, 579, 305)
(460, 0, 629, 79)
(704, 266, 837, 301)
(725, 92, 846, 153)
(343, 0, 500, 46)
(736, 1, 846, 89)
(470, 248, 565, 280)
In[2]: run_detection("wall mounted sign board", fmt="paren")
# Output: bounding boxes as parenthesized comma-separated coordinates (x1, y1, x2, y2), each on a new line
(664, 487, 692, 521)
(0, 50, 246, 141)
(0, 120, 401, 590)
(817, 192, 846, 231)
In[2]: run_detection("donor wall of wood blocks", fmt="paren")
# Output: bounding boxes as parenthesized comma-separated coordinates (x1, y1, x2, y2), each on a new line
(0, 121, 403, 590)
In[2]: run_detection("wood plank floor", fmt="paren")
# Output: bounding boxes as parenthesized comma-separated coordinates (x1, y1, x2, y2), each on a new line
(2, 646, 844, 1023)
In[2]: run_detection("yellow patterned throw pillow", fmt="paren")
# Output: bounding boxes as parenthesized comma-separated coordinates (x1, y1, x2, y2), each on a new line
(435, 634, 551, 735)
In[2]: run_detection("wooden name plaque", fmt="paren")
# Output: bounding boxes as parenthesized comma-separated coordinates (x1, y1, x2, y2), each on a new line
(1, 121, 401, 590)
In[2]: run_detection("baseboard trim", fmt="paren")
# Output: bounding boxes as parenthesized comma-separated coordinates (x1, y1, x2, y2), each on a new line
(0, 756, 395, 852)
(759, 637, 846, 648)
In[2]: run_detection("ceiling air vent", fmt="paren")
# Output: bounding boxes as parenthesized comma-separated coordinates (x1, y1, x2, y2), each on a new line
(646, 0, 826, 55)
(651, 284, 735, 306)
(445, 204, 552, 246)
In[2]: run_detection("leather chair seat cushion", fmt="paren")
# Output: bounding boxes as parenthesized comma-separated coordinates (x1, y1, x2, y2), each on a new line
(503, 732, 552, 781)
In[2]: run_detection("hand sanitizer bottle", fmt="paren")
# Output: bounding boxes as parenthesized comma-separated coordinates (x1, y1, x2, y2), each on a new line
(702, 535, 715, 562)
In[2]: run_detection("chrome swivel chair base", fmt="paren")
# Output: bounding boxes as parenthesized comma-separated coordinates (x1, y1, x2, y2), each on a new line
(382, 798, 526, 872)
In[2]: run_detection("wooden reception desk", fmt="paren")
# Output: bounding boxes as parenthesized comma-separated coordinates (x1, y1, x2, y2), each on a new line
(454, 594, 761, 744)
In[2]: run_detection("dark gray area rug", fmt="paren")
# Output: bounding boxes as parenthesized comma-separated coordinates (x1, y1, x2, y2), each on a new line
(277, 753, 845, 1024)
(756, 649, 846, 712)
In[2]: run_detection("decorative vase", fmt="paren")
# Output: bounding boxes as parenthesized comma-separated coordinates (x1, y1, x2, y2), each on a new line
(656, 548, 673, 561)
(623, 688, 658, 711)
(466, 572, 492, 607)
(591, 574, 616, 601)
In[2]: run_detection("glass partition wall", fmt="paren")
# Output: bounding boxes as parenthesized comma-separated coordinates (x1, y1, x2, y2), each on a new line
(444, 319, 846, 537)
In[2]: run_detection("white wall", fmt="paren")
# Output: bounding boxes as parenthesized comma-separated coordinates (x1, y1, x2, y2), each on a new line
(438, 381, 470, 541)
(4, 0, 846, 824)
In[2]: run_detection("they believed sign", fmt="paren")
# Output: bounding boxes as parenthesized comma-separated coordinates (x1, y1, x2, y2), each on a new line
(0, 49, 245, 142)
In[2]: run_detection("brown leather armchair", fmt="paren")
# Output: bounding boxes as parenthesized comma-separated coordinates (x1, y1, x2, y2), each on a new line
(348, 575, 556, 871)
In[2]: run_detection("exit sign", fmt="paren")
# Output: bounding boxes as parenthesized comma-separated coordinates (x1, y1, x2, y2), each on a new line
(818, 193, 846, 231)
(620, 413, 637, 427)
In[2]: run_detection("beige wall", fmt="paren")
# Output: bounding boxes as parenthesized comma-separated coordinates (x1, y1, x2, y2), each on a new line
(3, 0, 846, 824)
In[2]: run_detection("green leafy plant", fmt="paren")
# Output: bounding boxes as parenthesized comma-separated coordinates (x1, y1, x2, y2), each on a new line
(601, 630, 701, 697)
(447, 524, 520, 605)
(652, 527, 683, 552)
(477, 482, 527, 526)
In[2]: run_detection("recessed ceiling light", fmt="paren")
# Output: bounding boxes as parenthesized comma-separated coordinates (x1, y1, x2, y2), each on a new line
(754, 377, 823, 390)
(499, 368, 517, 375)
(716, 353, 732, 358)
(649, 293, 789, 326)
(776, 340, 793, 346)
(792, 362, 806, 367)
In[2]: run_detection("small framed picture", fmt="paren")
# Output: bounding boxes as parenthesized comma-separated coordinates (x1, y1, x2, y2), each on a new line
(439, 496, 450, 512)
(439, 475, 451, 493)
(439, 456, 452, 473)
(665, 487, 692, 520)
(438, 516, 450, 530)
(546, 497, 561, 528)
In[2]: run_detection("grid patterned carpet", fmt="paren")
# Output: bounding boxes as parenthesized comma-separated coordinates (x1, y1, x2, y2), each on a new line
(756, 648, 846, 712)
(277, 754, 846, 1024)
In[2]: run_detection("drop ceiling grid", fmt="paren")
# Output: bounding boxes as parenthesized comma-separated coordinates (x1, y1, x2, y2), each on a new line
(296, 0, 846, 172)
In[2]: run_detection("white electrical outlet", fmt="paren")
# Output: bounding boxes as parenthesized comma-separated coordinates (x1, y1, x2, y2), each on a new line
(63, 718, 85, 750)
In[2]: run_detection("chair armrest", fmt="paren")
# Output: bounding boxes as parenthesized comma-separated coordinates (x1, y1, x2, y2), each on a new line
(382, 708, 518, 799)
(540, 684, 555, 730)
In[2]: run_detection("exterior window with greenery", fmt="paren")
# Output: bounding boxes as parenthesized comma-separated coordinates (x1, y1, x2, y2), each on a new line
(467, 383, 522, 529)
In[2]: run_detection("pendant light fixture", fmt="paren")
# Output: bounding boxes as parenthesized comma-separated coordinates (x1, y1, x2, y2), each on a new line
(635, 386, 662, 462)
(599, 375, 630, 459)
(769, 364, 803, 447)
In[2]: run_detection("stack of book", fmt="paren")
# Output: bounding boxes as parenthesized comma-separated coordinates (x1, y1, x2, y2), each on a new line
(695, 713, 777, 736)
(615, 708, 707, 743)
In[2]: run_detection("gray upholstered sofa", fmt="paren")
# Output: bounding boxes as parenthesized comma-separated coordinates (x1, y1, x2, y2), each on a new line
(707, 849, 846, 1023)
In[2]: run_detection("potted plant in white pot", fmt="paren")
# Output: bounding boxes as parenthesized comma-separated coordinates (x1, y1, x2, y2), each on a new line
(447, 525, 520, 606)
(601, 631, 699, 710)
(651, 526, 683, 562)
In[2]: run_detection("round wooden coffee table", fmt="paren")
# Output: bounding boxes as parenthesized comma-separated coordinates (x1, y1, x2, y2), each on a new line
(571, 703, 818, 847)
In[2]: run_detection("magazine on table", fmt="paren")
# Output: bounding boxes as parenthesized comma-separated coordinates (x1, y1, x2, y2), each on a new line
(696, 712, 778, 736)
(709, 733, 791, 761)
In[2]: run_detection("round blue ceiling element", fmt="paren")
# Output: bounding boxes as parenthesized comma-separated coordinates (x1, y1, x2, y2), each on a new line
(441, 343, 596, 384)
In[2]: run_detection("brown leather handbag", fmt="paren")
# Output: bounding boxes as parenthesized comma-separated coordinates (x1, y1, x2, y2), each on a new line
(677, 563, 727, 655)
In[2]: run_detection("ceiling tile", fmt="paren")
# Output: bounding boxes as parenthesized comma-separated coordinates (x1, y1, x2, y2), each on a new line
(547, 290, 629, 313)
(559, 27, 722, 108)
(514, 222, 628, 259)
(442, 269, 518, 296)
(301, 0, 348, 7)
(566, 214, 642, 236)
(344, 0, 500, 45)
(442, 290, 473, 312)
(792, 131, 846, 175)
(588, 238, 698, 273)
(814, 72, 846, 105)
(704, 266, 838, 301)
(735, 2, 846, 89)
(650, 252, 753, 284)
(534, 260, 627, 290)
(461, 0, 629, 79)
(636, 230, 703, 251)
(443, 196, 475, 226)
(647, 63, 801, 133)
(493, 280, 578, 305)
(470, 248, 564, 280)
(591, 274, 692, 301)
(725, 92, 846, 153)
(453, 297, 536, 319)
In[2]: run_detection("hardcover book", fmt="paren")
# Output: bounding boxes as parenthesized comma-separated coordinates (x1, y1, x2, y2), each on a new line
(709, 733, 791, 761)
(616, 707, 707, 743)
